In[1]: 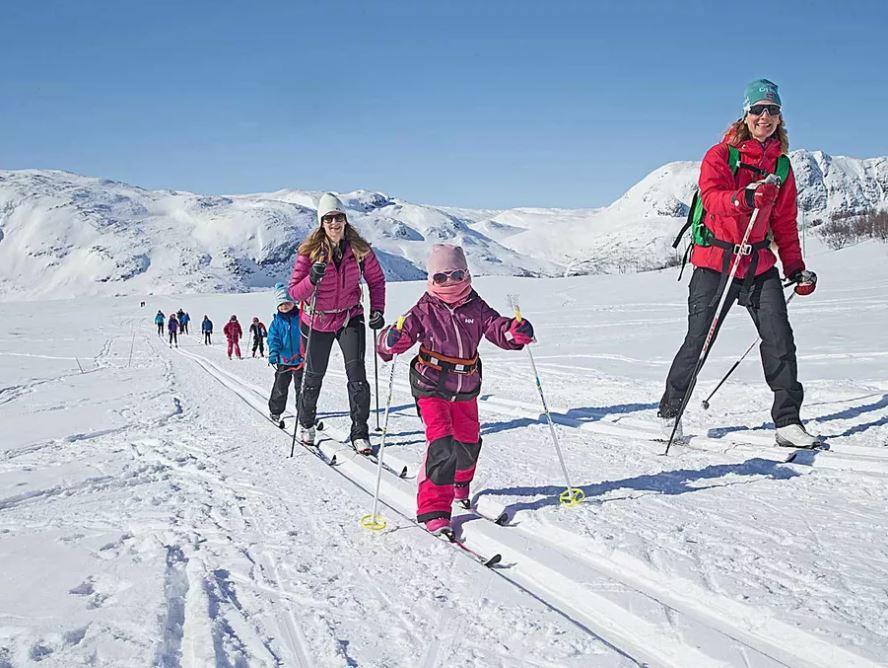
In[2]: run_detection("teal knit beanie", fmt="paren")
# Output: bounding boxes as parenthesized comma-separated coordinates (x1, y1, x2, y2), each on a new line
(743, 79, 781, 112)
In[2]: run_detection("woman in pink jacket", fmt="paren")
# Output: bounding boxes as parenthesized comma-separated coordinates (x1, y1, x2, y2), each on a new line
(289, 193, 386, 452)
(377, 244, 534, 536)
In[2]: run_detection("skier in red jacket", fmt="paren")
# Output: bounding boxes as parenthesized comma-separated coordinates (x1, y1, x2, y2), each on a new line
(223, 316, 243, 360)
(659, 79, 818, 448)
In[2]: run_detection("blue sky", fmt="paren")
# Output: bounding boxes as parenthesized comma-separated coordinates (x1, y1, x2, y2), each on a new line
(2, 1, 886, 208)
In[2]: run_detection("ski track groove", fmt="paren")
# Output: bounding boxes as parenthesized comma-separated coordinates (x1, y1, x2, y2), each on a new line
(174, 346, 645, 665)
(176, 345, 876, 667)
(321, 358, 882, 666)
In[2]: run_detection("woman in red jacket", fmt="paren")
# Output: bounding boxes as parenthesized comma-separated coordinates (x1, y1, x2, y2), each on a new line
(288, 193, 386, 453)
(659, 79, 819, 448)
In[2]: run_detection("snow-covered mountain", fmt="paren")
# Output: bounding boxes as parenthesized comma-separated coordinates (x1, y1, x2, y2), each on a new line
(1, 149, 886, 300)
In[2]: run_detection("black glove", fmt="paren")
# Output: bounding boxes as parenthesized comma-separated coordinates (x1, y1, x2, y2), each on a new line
(368, 310, 385, 330)
(789, 269, 817, 296)
(309, 262, 327, 286)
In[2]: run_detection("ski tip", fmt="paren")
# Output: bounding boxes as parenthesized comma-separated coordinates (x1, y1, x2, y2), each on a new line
(494, 512, 510, 526)
(330, 454, 338, 466)
(485, 553, 503, 568)
(457, 499, 471, 510)
(399, 466, 408, 478)
(315, 420, 324, 431)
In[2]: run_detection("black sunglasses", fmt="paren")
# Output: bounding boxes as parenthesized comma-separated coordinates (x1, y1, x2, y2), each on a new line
(432, 269, 467, 285)
(747, 104, 781, 116)
(321, 213, 347, 224)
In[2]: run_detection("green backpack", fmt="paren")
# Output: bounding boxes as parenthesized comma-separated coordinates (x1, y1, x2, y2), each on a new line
(672, 146, 790, 277)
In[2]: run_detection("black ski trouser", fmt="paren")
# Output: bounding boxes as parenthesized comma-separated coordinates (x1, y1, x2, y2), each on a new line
(204, 332, 212, 345)
(268, 365, 303, 418)
(299, 315, 370, 440)
(660, 266, 803, 428)
(169, 331, 178, 347)
(252, 336, 265, 356)
(157, 324, 164, 336)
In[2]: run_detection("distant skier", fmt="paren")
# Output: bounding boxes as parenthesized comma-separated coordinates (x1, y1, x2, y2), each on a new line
(287, 193, 386, 450)
(267, 284, 303, 427)
(223, 315, 243, 360)
(154, 310, 165, 336)
(250, 317, 268, 357)
(659, 79, 818, 449)
(180, 311, 191, 335)
(377, 244, 534, 536)
(167, 314, 180, 348)
(201, 315, 213, 345)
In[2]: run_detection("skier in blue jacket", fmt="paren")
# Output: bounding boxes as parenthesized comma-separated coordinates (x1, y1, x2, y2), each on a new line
(267, 283, 304, 426)
(154, 310, 165, 336)
(201, 315, 213, 345)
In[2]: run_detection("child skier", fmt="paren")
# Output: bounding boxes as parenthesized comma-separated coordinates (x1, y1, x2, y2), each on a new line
(201, 315, 213, 345)
(223, 315, 243, 360)
(267, 284, 303, 427)
(155, 310, 165, 336)
(377, 244, 534, 536)
(250, 317, 268, 357)
(167, 314, 180, 348)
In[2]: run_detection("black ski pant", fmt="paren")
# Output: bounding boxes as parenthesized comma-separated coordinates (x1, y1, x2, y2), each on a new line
(269, 365, 303, 418)
(252, 336, 265, 357)
(299, 315, 370, 440)
(169, 331, 178, 347)
(659, 267, 803, 428)
(157, 324, 164, 336)
(204, 332, 212, 345)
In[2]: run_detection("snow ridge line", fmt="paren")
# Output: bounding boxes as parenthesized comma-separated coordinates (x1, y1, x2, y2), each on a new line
(173, 347, 871, 667)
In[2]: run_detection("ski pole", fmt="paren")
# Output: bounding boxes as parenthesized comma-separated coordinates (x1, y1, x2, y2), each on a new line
(360, 316, 405, 531)
(663, 175, 779, 455)
(291, 275, 322, 458)
(508, 295, 584, 507)
(373, 330, 381, 432)
(701, 291, 796, 410)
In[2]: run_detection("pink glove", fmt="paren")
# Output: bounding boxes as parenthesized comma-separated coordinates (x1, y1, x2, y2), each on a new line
(509, 318, 534, 345)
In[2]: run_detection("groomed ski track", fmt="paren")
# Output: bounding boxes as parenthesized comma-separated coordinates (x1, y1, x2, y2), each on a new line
(177, 344, 876, 668)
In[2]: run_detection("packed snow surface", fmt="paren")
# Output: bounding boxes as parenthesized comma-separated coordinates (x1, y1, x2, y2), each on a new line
(1, 239, 887, 666)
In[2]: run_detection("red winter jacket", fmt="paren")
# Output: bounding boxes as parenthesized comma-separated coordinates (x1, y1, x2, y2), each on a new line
(690, 137, 805, 279)
(289, 241, 386, 332)
(223, 320, 242, 341)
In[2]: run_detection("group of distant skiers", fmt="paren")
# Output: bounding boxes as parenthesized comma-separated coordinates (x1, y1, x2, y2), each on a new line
(148, 78, 821, 537)
(153, 309, 268, 357)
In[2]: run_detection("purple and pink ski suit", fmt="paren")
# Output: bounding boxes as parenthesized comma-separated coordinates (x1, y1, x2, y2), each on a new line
(378, 290, 526, 524)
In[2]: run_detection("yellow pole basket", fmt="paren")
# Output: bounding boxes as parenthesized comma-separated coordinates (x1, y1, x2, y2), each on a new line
(559, 488, 585, 507)
(359, 514, 387, 532)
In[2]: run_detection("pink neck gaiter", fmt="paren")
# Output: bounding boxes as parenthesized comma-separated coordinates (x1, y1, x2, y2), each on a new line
(427, 279, 472, 304)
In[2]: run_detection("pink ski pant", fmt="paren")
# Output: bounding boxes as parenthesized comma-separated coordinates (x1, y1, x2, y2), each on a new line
(415, 396, 482, 523)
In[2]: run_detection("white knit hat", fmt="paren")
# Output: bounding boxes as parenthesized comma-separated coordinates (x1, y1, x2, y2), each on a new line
(316, 192, 347, 225)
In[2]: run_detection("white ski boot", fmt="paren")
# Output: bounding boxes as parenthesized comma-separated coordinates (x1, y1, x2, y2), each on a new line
(352, 438, 372, 455)
(775, 423, 820, 449)
(301, 426, 316, 447)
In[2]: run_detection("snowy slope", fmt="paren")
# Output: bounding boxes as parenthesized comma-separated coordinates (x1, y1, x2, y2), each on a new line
(1, 236, 887, 666)
(1, 149, 887, 300)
